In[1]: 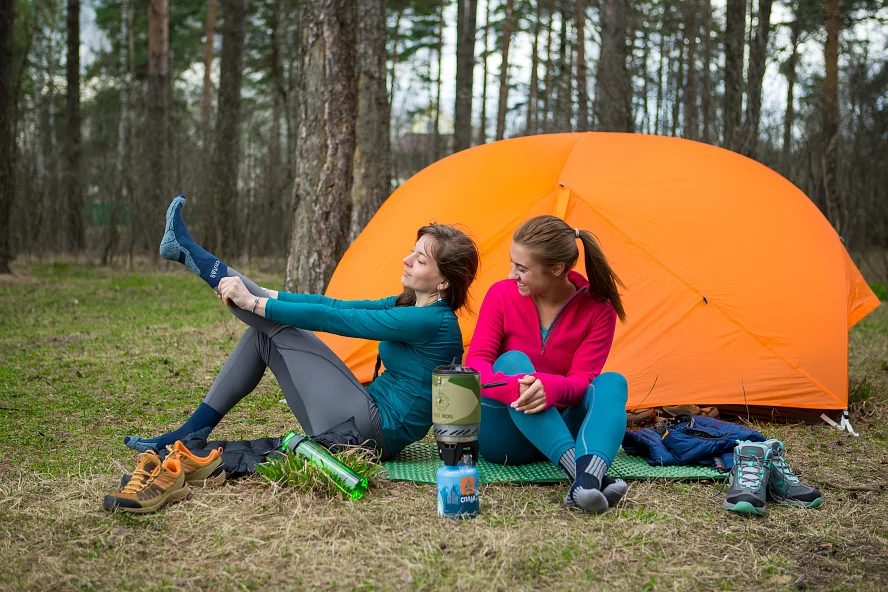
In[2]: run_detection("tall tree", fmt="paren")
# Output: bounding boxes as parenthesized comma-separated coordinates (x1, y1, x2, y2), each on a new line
(822, 0, 840, 229)
(200, 0, 218, 135)
(575, 0, 589, 131)
(495, 0, 516, 141)
(541, 0, 556, 132)
(432, 0, 445, 159)
(477, 0, 491, 143)
(595, 0, 633, 131)
(210, 0, 247, 256)
(453, 0, 477, 151)
(782, 0, 808, 156)
(0, 0, 12, 272)
(701, 0, 714, 143)
(286, 0, 358, 293)
(740, 0, 773, 158)
(552, 1, 571, 131)
(66, 0, 84, 250)
(723, 0, 746, 150)
(147, 0, 170, 245)
(682, 1, 698, 140)
(351, 0, 391, 241)
(526, 0, 542, 134)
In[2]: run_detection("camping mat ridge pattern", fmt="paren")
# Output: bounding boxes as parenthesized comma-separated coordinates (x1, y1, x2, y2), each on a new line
(382, 443, 727, 484)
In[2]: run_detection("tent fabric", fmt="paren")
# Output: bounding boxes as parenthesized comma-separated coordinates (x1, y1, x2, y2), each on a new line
(319, 133, 880, 411)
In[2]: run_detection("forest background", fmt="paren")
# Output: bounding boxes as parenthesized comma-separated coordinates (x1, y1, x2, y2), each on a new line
(1, 0, 887, 292)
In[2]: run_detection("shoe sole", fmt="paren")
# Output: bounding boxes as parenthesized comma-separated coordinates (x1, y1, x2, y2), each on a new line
(724, 500, 766, 516)
(106, 484, 191, 514)
(187, 467, 226, 488)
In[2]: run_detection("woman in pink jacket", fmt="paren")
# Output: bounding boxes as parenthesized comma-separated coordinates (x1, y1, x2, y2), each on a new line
(466, 215, 628, 514)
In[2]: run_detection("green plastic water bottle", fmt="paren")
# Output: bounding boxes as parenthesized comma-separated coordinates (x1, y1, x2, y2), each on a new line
(281, 431, 369, 500)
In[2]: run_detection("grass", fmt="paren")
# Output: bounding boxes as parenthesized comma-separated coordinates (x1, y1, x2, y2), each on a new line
(2, 261, 888, 591)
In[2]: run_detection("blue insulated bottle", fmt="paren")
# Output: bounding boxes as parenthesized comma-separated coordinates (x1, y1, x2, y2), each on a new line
(436, 458, 480, 519)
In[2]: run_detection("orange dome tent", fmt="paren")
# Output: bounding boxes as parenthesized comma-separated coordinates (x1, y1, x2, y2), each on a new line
(319, 133, 879, 414)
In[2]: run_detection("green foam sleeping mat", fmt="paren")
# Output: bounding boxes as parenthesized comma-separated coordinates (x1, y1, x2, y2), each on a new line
(381, 443, 727, 484)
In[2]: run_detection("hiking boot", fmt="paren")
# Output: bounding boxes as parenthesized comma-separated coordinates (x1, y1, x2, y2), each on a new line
(723, 441, 771, 516)
(120, 441, 226, 489)
(765, 439, 823, 508)
(166, 441, 226, 488)
(104, 452, 190, 513)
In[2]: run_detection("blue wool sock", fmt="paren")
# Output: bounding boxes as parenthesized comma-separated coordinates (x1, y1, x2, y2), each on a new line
(124, 402, 223, 453)
(570, 454, 608, 495)
(159, 195, 228, 289)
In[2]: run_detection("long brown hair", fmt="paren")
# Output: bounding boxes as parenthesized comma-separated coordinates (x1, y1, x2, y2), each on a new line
(513, 215, 626, 322)
(395, 223, 480, 312)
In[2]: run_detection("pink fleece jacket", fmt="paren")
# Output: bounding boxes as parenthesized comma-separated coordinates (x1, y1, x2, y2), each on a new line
(465, 270, 618, 410)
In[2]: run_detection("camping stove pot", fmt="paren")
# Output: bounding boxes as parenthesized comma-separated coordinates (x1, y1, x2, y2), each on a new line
(432, 364, 481, 467)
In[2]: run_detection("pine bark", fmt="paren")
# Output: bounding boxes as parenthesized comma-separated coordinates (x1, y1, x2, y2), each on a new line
(526, 0, 542, 134)
(701, 0, 713, 143)
(541, 0, 555, 132)
(723, 0, 746, 150)
(454, 0, 477, 151)
(351, 0, 391, 241)
(286, 0, 357, 293)
(66, 0, 84, 251)
(682, 2, 698, 140)
(433, 0, 445, 159)
(782, 6, 802, 156)
(595, 0, 633, 132)
(552, 2, 570, 132)
(822, 0, 840, 229)
(740, 0, 772, 158)
(0, 0, 12, 271)
(575, 0, 588, 131)
(147, 0, 170, 244)
(496, 0, 516, 141)
(478, 0, 491, 144)
(210, 0, 247, 256)
(201, 0, 218, 135)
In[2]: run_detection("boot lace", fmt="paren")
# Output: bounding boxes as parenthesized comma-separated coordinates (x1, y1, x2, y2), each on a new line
(736, 455, 765, 489)
(772, 455, 801, 483)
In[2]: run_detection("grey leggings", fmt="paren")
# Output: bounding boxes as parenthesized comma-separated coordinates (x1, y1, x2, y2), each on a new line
(203, 269, 390, 459)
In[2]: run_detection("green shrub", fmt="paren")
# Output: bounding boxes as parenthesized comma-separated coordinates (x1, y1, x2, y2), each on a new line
(869, 282, 888, 301)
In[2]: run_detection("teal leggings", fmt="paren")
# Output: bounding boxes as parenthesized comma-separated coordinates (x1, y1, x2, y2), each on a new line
(479, 351, 628, 467)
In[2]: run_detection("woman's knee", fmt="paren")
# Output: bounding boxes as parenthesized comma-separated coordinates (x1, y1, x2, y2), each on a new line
(589, 372, 628, 406)
(492, 350, 535, 375)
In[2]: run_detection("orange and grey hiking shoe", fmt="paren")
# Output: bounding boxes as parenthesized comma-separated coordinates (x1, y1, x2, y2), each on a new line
(104, 451, 190, 513)
(165, 441, 226, 488)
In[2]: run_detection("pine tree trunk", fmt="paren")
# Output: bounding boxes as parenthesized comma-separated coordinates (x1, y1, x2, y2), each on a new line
(285, 0, 357, 293)
(201, 0, 218, 136)
(740, 0, 772, 158)
(496, 0, 516, 141)
(701, 0, 713, 143)
(351, 0, 391, 241)
(66, 0, 84, 251)
(268, 0, 285, 254)
(105, 0, 132, 266)
(210, 0, 247, 257)
(782, 6, 801, 156)
(0, 0, 12, 272)
(595, 0, 632, 132)
(478, 0, 491, 144)
(822, 0, 840, 230)
(541, 0, 556, 133)
(575, 0, 588, 131)
(723, 0, 746, 150)
(682, 2, 698, 140)
(388, 6, 403, 106)
(433, 0, 445, 160)
(654, 2, 667, 135)
(147, 0, 170, 251)
(552, 2, 570, 132)
(525, 0, 542, 134)
(454, 0, 477, 151)
(670, 32, 683, 137)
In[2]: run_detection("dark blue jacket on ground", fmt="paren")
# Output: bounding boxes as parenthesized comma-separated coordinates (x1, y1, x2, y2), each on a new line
(622, 415, 765, 470)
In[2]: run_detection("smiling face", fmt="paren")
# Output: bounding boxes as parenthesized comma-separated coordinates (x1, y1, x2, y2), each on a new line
(402, 234, 447, 295)
(508, 241, 565, 297)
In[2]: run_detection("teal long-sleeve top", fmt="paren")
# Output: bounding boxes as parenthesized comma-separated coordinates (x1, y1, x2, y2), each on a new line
(264, 293, 464, 456)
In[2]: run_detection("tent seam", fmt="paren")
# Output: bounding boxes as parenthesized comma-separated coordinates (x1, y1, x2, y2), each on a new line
(562, 186, 843, 407)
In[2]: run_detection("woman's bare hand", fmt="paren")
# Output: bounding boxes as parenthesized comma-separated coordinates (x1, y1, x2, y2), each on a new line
(218, 276, 254, 310)
(512, 375, 547, 414)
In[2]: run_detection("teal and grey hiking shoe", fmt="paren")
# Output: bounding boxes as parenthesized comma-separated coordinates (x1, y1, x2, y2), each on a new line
(724, 441, 771, 516)
(765, 439, 823, 508)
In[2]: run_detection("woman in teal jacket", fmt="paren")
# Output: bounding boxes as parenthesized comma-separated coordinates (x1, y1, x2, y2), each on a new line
(124, 196, 479, 459)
